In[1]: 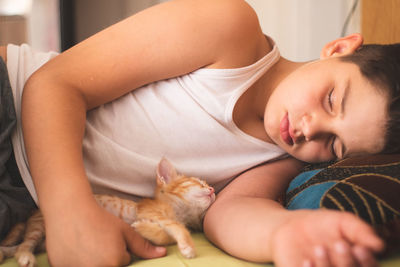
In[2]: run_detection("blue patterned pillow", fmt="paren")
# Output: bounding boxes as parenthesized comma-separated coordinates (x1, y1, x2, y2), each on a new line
(285, 154, 400, 226)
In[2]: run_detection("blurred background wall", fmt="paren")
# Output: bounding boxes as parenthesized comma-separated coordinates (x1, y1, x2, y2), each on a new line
(246, 0, 360, 61)
(0, 0, 360, 61)
(0, 0, 60, 51)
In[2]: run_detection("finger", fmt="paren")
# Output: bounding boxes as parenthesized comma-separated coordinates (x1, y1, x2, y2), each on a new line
(330, 241, 357, 267)
(312, 245, 330, 267)
(339, 214, 385, 252)
(302, 259, 313, 267)
(123, 226, 167, 259)
(120, 250, 134, 267)
(352, 245, 379, 267)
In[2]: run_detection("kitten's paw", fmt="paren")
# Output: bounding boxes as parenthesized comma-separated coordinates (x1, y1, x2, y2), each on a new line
(179, 244, 196, 259)
(15, 251, 36, 267)
(131, 221, 141, 228)
(131, 219, 153, 228)
(0, 250, 4, 263)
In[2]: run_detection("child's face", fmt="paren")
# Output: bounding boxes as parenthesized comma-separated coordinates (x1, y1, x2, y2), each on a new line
(264, 58, 388, 163)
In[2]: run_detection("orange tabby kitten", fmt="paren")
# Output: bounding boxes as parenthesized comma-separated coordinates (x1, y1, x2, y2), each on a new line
(0, 158, 215, 266)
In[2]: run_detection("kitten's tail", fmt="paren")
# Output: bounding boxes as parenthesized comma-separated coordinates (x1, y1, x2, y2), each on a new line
(0, 222, 26, 246)
(0, 245, 18, 262)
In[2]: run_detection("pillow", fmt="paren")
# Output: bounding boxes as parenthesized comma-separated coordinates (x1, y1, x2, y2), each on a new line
(285, 154, 400, 225)
(285, 154, 400, 256)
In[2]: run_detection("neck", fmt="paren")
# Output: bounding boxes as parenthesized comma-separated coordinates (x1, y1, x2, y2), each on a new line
(255, 57, 307, 118)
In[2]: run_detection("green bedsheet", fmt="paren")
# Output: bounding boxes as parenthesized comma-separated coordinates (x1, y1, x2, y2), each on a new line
(1, 233, 399, 267)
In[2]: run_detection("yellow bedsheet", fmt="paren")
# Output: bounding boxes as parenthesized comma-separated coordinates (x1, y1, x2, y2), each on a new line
(1, 233, 399, 267)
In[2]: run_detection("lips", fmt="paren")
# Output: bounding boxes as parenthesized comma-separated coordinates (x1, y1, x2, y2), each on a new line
(280, 113, 294, 146)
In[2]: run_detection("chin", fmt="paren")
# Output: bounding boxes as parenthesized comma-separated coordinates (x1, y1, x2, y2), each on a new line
(296, 155, 331, 163)
(285, 151, 311, 163)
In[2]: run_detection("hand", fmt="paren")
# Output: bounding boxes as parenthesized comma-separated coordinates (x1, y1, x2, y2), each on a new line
(44, 202, 166, 267)
(271, 210, 384, 267)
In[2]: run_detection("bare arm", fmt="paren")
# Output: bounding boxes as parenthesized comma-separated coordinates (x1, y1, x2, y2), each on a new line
(204, 158, 384, 266)
(204, 157, 304, 261)
(21, 0, 264, 266)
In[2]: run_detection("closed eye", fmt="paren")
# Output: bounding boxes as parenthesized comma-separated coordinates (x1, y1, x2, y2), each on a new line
(328, 88, 334, 111)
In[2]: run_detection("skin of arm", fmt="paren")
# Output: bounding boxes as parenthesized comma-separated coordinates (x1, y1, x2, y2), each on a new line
(204, 157, 305, 261)
(204, 157, 385, 267)
(21, 0, 265, 266)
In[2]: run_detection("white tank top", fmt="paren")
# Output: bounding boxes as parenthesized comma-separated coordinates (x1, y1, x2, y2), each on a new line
(7, 44, 58, 204)
(8, 38, 286, 204)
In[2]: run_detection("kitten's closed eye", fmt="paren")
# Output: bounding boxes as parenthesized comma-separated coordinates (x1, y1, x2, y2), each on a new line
(176, 177, 215, 206)
(193, 183, 215, 198)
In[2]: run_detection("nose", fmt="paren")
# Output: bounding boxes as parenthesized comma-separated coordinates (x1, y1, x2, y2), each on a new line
(208, 186, 215, 196)
(301, 113, 331, 142)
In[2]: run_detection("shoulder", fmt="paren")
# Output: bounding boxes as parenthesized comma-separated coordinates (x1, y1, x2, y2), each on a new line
(210, 0, 263, 44)
(200, 0, 260, 28)
(174, 0, 263, 43)
(244, 157, 305, 180)
(158, 0, 260, 35)
(208, 0, 262, 35)
(217, 157, 305, 201)
(185, 0, 269, 68)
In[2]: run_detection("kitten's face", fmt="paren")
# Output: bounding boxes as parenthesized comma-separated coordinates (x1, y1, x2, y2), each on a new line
(157, 176, 215, 212)
(155, 158, 215, 213)
(175, 176, 215, 210)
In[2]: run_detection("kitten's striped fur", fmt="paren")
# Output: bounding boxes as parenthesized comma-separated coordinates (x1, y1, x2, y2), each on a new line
(0, 158, 215, 266)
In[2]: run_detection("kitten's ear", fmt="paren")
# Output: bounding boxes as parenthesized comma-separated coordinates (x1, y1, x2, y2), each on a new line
(157, 158, 178, 185)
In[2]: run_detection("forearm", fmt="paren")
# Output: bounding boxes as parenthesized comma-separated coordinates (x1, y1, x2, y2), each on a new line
(21, 71, 96, 217)
(203, 158, 305, 262)
(204, 195, 293, 262)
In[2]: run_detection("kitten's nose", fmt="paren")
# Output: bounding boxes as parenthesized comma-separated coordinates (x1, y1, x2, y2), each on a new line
(208, 187, 215, 195)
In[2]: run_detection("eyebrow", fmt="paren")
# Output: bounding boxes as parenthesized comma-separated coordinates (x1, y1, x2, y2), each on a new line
(340, 81, 349, 116)
(339, 82, 349, 158)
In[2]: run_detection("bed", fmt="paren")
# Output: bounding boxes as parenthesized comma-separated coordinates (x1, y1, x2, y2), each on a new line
(0, 232, 399, 267)
(2, 0, 400, 266)
(1, 154, 400, 266)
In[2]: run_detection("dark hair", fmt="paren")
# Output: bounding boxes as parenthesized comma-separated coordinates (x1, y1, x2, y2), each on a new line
(339, 43, 400, 154)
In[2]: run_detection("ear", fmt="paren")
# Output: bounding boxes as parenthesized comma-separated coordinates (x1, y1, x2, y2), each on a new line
(320, 33, 363, 59)
(156, 158, 178, 185)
